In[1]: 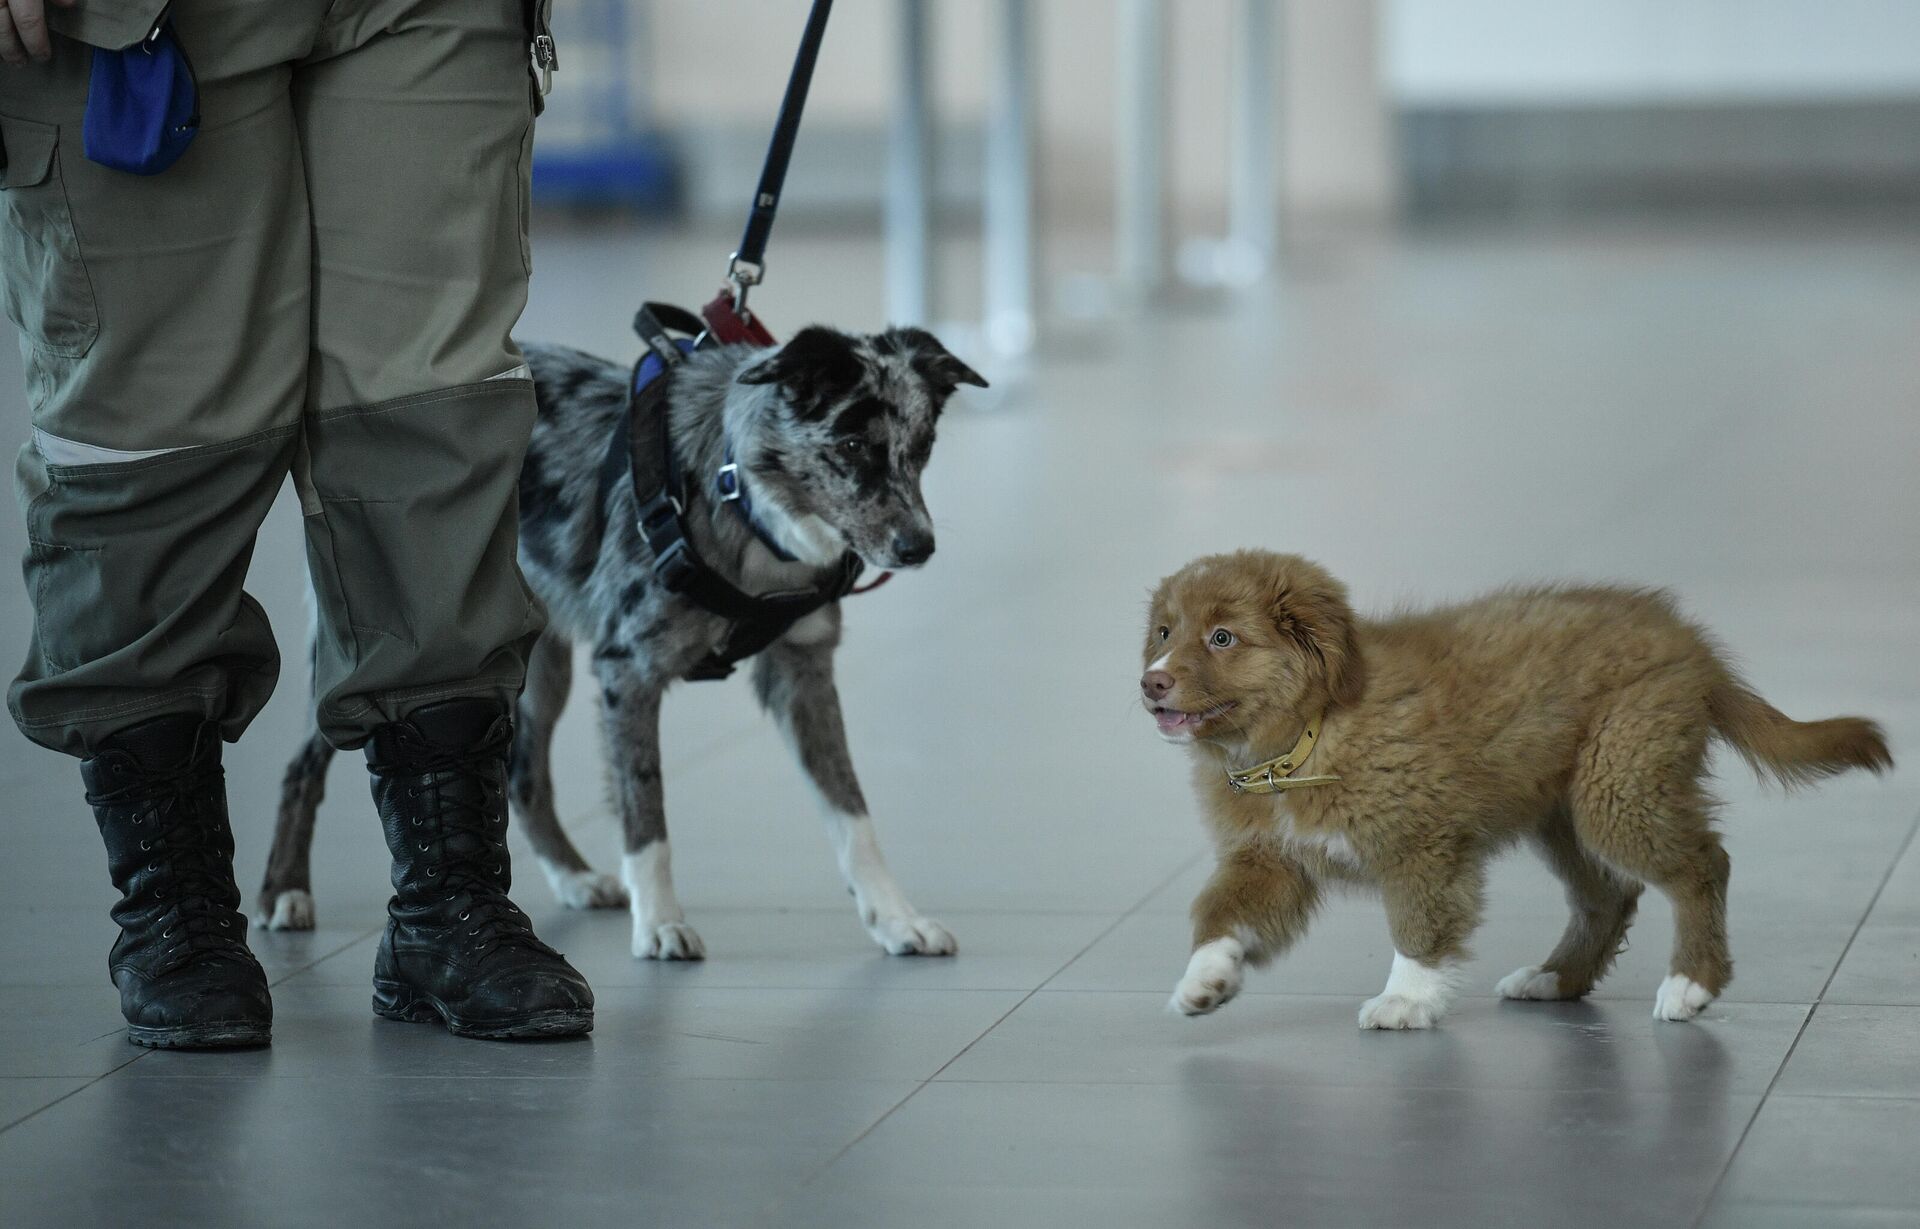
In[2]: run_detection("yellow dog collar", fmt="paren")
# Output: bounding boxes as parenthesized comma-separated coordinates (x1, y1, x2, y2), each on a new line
(1226, 713, 1342, 794)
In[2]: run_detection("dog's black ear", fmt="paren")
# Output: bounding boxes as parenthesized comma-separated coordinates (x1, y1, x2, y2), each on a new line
(1266, 558, 1365, 709)
(737, 326, 865, 415)
(883, 326, 989, 392)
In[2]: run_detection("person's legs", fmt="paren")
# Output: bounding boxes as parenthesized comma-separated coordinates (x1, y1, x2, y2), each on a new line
(291, 0, 590, 1038)
(0, 8, 329, 1045)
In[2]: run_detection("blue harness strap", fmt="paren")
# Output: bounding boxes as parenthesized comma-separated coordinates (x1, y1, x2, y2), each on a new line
(632, 338, 696, 399)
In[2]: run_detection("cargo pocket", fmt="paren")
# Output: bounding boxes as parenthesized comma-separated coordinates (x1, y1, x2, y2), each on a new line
(0, 114, 100, 359)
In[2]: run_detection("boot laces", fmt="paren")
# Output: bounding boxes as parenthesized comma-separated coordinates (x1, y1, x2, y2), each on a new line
(97, 759, 252, 974)
(400, 734, 556, 960)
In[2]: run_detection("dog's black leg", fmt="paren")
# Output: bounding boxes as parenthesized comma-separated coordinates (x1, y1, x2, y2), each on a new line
(751, 637, 956, 956)
(592, 650, 699, 960)
(510, 630, 626, 910)
(257, 730, 334, 930)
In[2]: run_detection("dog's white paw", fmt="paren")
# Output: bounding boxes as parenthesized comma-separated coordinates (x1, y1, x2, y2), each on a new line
(1653, 974, 1714, 1021)
(1358, 993, 1443, 1030)
(1495, 965, 1565, 1001)
(1170, 938, 1245, 1017)
(257, 889, 315, 932)
(1359, 953, 1457, 1029)
(544, 863, 628, 910)
(633, 920, 705, 961)
(867, 912, 958, 957)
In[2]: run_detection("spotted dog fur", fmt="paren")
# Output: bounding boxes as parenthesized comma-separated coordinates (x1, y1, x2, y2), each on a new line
(259, 326, 985, 960)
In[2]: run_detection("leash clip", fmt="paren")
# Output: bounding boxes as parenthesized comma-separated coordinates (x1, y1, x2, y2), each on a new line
(726, 253, 764, 313)
(715, 462, 743, 503)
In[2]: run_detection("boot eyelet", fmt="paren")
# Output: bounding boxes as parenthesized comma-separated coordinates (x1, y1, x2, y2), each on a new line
(427, 868, 438, 877)
(468, 928, 479, 936)
(162, 928, 174, 939)
(411, 818, 423, 827)
(131, 817, 142, 826)
(492, 865, 502, 874)
(139, 840, 151, 851)
(417, 843, 428, 852)
(147, 863, 157, 872)
(459, 912, 470, 921)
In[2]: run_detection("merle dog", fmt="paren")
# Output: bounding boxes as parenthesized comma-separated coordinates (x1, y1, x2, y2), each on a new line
(259, 324, 985, 959)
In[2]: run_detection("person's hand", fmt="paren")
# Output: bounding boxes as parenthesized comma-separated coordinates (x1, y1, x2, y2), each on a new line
(0, 0, 79, 67)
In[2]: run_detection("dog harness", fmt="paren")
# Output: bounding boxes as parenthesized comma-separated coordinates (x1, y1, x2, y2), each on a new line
(594, 301, 873, 682)
(1226, 713, 1343, 794)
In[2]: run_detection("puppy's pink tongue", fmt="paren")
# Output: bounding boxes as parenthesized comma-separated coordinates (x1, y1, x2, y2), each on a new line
(1154, 709, 1190, 734)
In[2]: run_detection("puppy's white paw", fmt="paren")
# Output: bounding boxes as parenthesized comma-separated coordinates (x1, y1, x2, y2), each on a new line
(544, 863, 628, 910)
(1653, 973, 1714, 1021)
(1495, 965, 1565, 1001)
(868, 912, 958, 957)
(1169, 938, 1245, 1017)
(633, 920, 705, 961)
(1357, 993, 1442, 1030)
(1359, 953, 1457, 1030)
(257, 889, 315, 932)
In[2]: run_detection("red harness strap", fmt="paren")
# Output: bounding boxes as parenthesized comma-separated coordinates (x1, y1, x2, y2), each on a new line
(701, 291, 777, 348)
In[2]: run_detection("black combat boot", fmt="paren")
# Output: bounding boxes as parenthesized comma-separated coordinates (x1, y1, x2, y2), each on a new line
(82, 714, 272, 1049)
(366, 699, 593, 1039)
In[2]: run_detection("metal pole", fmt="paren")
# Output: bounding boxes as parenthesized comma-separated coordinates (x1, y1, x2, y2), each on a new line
(1115, 0, 1167, 297)
(1226, 0, 1277, 279)
(983, 0, 1036, 355)
(886, 0, 934, 326)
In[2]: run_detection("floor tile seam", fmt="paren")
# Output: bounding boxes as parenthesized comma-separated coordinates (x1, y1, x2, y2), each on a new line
(1024, 987, 1831, 1006)
(774, 852, 1205, 1208)
(1745, 1091, 1920, 1105)
(0, 1055, 142, 1137)
(263, 925, 386, 989)
(103, 1073, 932, 1085)
(1690, 809, 1920, 1229)
(918, 1074, 1784, 1097)
(1812, 810, 1920, 1008)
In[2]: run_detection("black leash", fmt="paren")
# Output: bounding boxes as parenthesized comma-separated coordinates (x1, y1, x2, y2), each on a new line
(726, 0, 835, 313)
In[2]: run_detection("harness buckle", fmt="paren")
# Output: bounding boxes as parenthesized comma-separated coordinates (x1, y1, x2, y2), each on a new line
(634, 494, 684, 553)
(715, 462, 743, 503)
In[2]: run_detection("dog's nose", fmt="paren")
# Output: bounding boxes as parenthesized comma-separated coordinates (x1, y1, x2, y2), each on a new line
(1141, 670, 1174, 701)
(892, 530, 935, 567)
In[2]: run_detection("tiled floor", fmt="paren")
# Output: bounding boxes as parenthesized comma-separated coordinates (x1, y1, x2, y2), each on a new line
(1, 217, 1916, 1228)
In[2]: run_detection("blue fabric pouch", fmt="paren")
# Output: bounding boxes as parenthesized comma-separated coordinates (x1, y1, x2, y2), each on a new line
(83, 19, 199, 175)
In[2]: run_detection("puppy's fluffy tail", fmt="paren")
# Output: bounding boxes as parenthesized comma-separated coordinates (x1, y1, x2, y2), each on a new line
(1710, 677, 1892, 789)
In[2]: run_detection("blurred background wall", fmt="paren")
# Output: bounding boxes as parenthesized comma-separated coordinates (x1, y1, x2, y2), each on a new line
(537, 0, 1920, 229)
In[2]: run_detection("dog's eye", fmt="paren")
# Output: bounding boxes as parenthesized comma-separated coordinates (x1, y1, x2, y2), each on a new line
(1210, 628, 1236, 648)
(1157, 626, 1169, 642)
(837, 437, 869, 455)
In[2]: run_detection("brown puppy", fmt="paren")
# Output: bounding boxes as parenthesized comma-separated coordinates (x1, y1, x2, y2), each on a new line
(1143, 551, 1892, 1029)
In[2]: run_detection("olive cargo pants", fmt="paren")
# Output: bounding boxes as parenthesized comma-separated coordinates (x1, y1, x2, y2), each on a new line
(0, 0, 552, 756)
